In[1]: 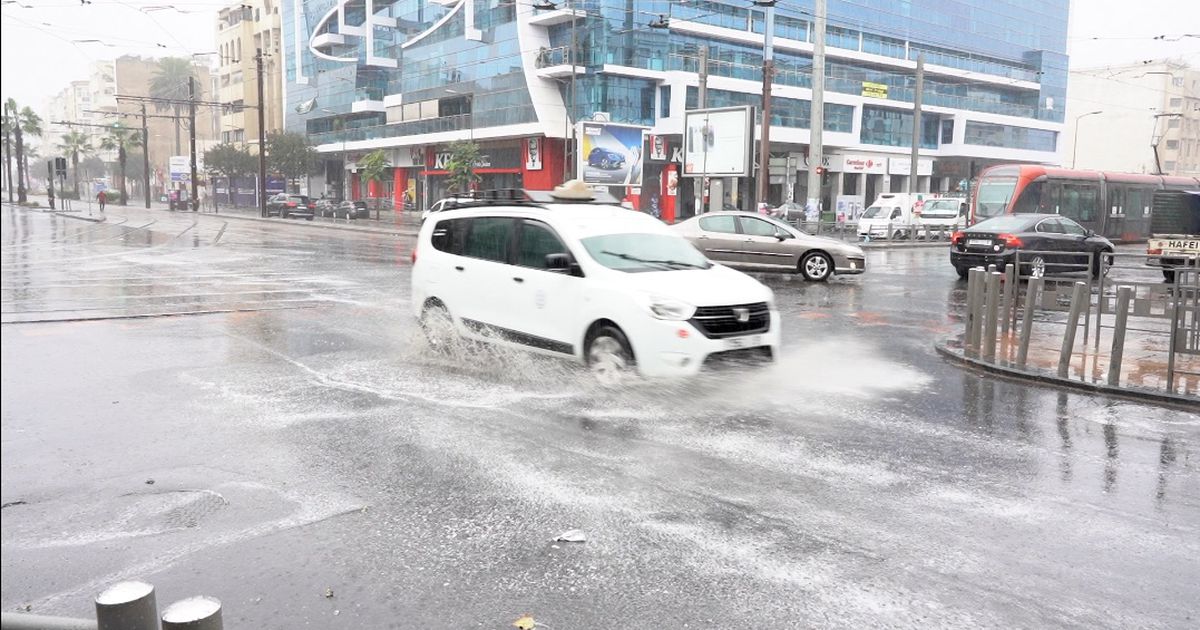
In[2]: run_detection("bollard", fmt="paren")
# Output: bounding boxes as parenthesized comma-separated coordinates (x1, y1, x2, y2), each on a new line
(1001, 264, 1016, 335)
(161, 596, 222, 630)
(983, 271, 1002, 361)
(1058, 281, 1089, 378)
(95, 581, 157, 630)
(965, 268, 981, 355)
(1108, 286, 1133, 387)
(970, 267, 988, 354)
(1018, 277, 1043, 368)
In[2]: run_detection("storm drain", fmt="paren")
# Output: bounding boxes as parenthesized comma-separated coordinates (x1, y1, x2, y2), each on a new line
(157, 490, 229, 529)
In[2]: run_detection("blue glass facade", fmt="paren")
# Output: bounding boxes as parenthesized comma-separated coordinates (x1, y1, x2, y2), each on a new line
(282, 0, 1067, 157)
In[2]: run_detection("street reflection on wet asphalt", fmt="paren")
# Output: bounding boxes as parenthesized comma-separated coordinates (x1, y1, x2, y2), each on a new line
(2, 204, 1197, 629)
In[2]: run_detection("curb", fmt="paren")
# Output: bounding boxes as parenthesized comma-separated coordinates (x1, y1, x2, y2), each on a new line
(933, 339, 1197, 409)
(155, 206, 420, 237)
(50, 211, 106, 223)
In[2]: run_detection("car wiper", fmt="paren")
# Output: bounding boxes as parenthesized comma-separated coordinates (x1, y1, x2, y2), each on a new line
(600, 251, 707, 269)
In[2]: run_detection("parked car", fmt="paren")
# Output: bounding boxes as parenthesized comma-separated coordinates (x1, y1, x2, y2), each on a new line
(950, 214, 1114, 279)
(586, 147, 626, 170)
(770, 201, 807, 221)
(314, 199, 338, 218)
(421, 196, 471, 223)
(267, 193, 315, 220)
(673, 211, 866, 281)
(337, 200, 370, 220)
(411, 183, 780, 383)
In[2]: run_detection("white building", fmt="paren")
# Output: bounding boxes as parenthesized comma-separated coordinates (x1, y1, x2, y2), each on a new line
(1064, 60, 1200, 176)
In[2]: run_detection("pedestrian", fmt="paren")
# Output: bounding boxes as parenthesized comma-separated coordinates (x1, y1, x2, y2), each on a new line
(97, 189, 106, 211)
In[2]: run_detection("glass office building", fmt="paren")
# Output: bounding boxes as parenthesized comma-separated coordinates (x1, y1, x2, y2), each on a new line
(283, 0, 1069, 213)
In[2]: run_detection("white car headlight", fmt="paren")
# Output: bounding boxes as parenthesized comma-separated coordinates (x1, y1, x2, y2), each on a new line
(647, 296, 696, 320)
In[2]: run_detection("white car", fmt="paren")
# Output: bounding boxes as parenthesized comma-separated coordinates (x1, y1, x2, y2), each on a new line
(411, 186, 781, 382)
(420, 196, 471, 223)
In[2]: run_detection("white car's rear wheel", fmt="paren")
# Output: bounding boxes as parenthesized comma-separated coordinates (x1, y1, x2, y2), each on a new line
(420, 303, 456, 352)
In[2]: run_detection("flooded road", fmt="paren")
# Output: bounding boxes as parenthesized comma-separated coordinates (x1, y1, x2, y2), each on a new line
(3, 204, 1197, 629)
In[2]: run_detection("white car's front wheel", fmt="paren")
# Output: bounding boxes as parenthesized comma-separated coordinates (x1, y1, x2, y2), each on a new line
(586, 326, 634, 386)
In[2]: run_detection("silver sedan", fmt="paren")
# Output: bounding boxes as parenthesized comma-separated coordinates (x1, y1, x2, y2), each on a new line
(672, 212, 866, 281)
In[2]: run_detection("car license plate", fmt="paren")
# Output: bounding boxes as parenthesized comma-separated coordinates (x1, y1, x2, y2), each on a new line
(724, 335, 761, 349)
(968, 239, 993, 247)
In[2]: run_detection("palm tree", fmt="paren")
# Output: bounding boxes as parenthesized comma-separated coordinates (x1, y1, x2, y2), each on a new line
(100, 123, 138, 205)
(58, 130, 92, 198)
(1, 104, 14, 202)
(6, 98, 27, 202)
(149, 57, 196, 156)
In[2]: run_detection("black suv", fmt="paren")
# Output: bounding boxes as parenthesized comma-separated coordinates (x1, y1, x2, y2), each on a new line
(267, 194, 316, 220)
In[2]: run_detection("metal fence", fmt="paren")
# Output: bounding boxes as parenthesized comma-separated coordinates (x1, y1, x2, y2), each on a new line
(959, 251, 1199, 397)
(778, 219, 956, 243)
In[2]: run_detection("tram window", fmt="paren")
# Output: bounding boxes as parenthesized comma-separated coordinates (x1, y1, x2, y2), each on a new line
(1013, 181, 1044, 214)
(1061, 184, 1098, 223)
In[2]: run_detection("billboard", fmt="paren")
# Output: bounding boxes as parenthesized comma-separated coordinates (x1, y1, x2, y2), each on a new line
(683, 106, 754, 177)
(578, 122, 645, 185)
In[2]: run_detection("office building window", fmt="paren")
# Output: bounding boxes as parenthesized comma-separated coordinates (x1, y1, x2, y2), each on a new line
(1164, 161, 1176, 171)
(941, 119, 954, 144)
(860, 106, 938, 148)
(964, 121, 1057, 152)
(1168, 118, 1180, 128)
(1170, 97, 1183, 109)
(1166, 139, 1179, 150)
(660, 86, 670, 119)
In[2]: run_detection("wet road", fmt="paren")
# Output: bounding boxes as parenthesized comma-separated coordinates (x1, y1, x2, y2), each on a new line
(2, 204, 1197, 629)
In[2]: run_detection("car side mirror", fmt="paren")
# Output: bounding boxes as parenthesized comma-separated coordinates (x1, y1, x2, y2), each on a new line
(545, 253, 571, 272)
(775, 231, 790, 241)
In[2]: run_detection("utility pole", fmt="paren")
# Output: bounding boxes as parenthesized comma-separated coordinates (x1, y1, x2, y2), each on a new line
(141, 102, 151, 208)
(908, 53, 924, 194)
(695, 44, 709, 216)
(188, 75, 199, 212)
(755, 1, 776, 209)
(806, 0, 826, 218)
(256, 48, 268, 218)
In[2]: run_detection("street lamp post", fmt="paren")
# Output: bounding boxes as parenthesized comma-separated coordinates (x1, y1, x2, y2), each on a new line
(1070, 110, 1103, 169)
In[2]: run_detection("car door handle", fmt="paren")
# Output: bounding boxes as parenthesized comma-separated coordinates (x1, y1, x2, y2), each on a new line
(513, 277, 525, 283)
(454, 265, 464, 271)
(698, 235, 709, 240)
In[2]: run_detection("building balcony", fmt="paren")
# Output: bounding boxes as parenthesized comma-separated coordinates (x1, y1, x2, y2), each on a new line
(528, 8, 585, 27)
(312, 32, 346, 48)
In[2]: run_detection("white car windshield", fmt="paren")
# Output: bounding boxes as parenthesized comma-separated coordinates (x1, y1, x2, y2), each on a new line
(861, 205, 885, 219)
(582, 233, 712, 273)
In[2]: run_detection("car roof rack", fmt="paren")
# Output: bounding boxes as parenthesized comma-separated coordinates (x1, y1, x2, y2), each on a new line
(441, 185, 620, 208)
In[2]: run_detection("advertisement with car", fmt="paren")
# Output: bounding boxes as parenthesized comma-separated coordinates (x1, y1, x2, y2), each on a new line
(578, 122, 645, 185)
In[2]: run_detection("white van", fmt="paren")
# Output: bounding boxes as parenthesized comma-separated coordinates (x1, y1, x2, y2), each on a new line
(857, 193, 965, 239)
(858, 193, 925, 240)
(916, 197, 968, 234)
(411, 183, 781, 383)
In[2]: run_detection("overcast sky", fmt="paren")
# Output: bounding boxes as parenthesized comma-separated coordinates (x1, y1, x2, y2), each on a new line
(1, 0, 1197, 127)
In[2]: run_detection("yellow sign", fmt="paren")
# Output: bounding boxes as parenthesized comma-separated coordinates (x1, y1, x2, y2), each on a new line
(862, 81, 888, 99)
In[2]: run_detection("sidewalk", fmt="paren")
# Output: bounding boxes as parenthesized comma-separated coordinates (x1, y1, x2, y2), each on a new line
(937, 325, 1199, 406)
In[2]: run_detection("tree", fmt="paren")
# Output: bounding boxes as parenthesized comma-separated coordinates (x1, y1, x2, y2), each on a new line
(444, 140, 481, 194)
(58, 130, 92, 197)
(5, 99, 41, 203)
(2, 104, 14, 202)
(100, 123, 139, 205)
(149, 57, 196, 155)
(204, 143, 256, 206)
(266, 132, 318, 193)
(359, 148, 390, 212)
